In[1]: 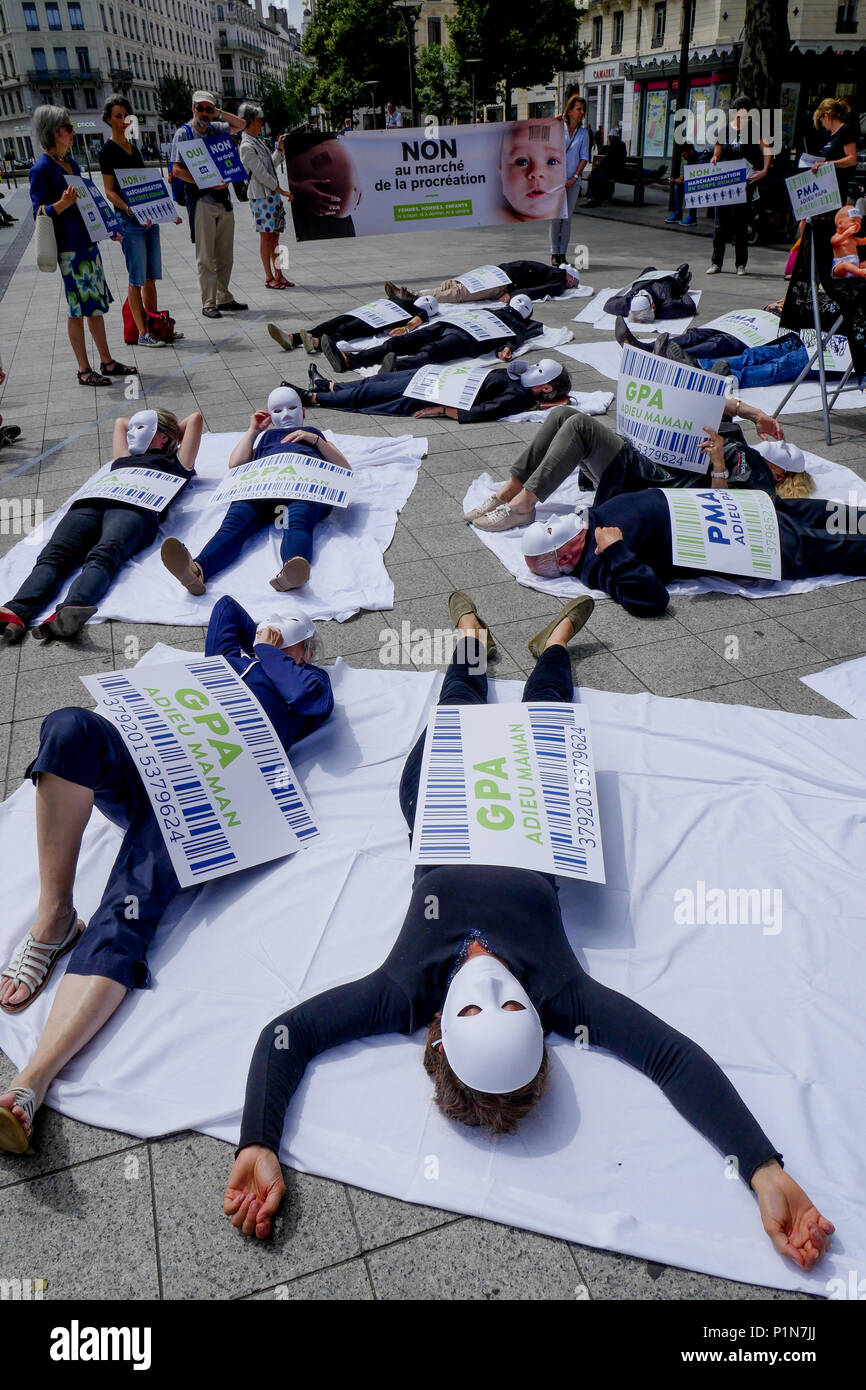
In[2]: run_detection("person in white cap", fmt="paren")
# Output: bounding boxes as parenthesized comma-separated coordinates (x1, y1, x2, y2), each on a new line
(751, 440, 815, 498)
(330, 296, 543, 374)
(161, 386, 351, 595)
(0, 408, 202, 645)
(266, 293, 440, 356)
(224, 588, 835, 1277)
(0, 592, 333, 1156)
(282, 359, 573, 422)
(469, 394, 786, 532)
(170, 92, 247, 320)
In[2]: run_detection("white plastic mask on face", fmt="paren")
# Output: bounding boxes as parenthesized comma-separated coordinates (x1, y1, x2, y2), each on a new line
(126, 409, 158, 455)
(266, 387, 304, 430)
(440, 954, 543, 1094)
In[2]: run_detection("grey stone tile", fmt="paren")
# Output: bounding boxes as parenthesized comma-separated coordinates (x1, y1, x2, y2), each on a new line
(749, 665, 854, 718)
(458, 579, 563, 625)
(421, 448, 483, 478)
(670, 592, 766, 633)
(680, 679, 781, 710)
(585, 598, 686, 651)
(0, 672, 14, 722)
(571, 1245, 814, 1301)
(0, 720, 10, 781)
(438, 466, 503, 502)
(469, 442, 528, 474)
(366, 1218, 581, 1300)
(245, 1258, 374, 1300)
(616, 635, 742, 697)
(346, 1185, 458, 1247)
(109, 623, 205, 665)
(697, 618, 822, 678)
(384, 525, 427, 565)
(12, 658, 105, 722)
(774, 599, 866, 659)
(569, 645, 650, 695)
(405, 519, 480, 558)
(18, 620, 113, 672)
(150, 1131, 360, 1298)
(0, 1148, 159, 1298)
(388, 558, 453, 601)
(434, 547, 518, 590)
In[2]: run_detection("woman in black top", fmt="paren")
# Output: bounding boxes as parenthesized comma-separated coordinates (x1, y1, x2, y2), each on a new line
(224, 592, 834, 1272)
(0, 409, 202, 643)
(708, 97, 773, 274)
(812, 97, 859, 200)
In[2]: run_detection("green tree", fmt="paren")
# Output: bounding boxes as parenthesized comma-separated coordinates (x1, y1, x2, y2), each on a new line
(415, 41, 471, 122)
(301, 0, 409, 126)
(737, 0, 790, 109)
(257, 72, 292, 133)
(449, 0, 588, 116)
(155, 73, 194, 129)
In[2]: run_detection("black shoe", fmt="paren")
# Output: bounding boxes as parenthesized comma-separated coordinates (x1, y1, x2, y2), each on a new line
(653, 333, 670, 357)
(279, 381, 312, 407)
(711, 359, 731, 376)
(219, 300, 248, 312)
(384, 280, 411, 301)
(614, 316, 650, 351)
(308, 363, 331, 393)
(320, 334, 346, 374)
(53, 604, 97, 639)
(380, 350, 398, 373)
(663, 338, 698, 368)
(203, 307, 222, 319)
(0, 425, 23, 447)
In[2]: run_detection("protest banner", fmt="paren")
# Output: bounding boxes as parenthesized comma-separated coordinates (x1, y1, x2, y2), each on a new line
(65, 175, 122, 240)
(700, 309, 786, 349)
(210, 454, 353, 508)
(665, 488, 782, 580)
(683, 160, 749, 209)
(348, 298, 411, 329)
(402, 363, 494, 408)
(616, 346, 728, 472)
(411, 702, 605, 883)
(455, 264, 513, 293)
(177, 131, 247, 189)
(284, 121, 566, 242)
(797, 328, 852, 373)
(70, 467, 188, 513)
(786, 162, 841, 220)
(114, 168, 177, 224)
(81, 657, 318, 888)
(447, 307, 515, 342)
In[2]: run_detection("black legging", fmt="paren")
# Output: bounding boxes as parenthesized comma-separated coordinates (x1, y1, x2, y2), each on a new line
(399, 636, 573, 830)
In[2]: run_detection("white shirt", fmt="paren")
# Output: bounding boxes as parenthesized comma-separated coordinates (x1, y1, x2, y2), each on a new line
(385, 109, 403, 128)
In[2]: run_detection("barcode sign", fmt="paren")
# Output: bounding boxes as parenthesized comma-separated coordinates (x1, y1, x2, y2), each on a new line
(81, 655, 319, 889)
(617, 344, 728, 473)
(403, 362, 494, 409)
(210, 452, 353, 508)
(71, 466, 188, 514)
(665, 488, 782, 580)
(412, 702, 605, 882)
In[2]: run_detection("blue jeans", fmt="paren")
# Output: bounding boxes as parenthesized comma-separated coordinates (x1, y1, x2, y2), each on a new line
(698, 335, 809, 387)
(326, 370, 418, 415)
(195, 498, 331, 580)
(121, 219, 162, 285)
(675, 327, 746, 360)
(550, 181, 580, 257)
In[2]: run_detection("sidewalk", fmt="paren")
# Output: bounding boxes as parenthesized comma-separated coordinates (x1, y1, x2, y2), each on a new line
(0, 196, 859, 1301)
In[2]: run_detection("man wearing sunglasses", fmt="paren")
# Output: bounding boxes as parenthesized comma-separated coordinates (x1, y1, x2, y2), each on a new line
(170, 91, 247, 320)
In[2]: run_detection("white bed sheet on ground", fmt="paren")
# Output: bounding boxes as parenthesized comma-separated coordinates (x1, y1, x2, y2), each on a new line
(0, 431, 427, 626)
(800, 656, 866, 717)
(573, 288, 702, 336)
(501, 389, 613, 424)
(558, 339, 866, 416)
(355, 325, 576, 377)
(463, 453, 866, 602)
(1, 650, 863, 1295)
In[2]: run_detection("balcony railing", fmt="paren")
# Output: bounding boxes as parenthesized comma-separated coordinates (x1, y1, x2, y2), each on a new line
(27, 66, 101, 83)
(108, 67, 133, 83)
(651, 31, 665, 46)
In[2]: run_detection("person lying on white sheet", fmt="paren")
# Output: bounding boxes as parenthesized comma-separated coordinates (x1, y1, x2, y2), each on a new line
(0, 597, 333, 1157)
(224, 590, 834, 1272)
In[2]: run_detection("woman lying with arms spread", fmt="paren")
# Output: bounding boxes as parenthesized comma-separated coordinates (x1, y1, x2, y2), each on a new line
(224, 589, 834, 1272)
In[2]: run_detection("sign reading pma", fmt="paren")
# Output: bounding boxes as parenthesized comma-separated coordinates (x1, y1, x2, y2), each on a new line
(665, 488, 782, 580)
(785, 163, 841, 220)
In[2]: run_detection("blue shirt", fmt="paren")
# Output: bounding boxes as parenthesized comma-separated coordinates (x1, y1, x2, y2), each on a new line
(253, 426, 325, 461)
(564, 123, 591, 179)
(30, 152, 97, 255)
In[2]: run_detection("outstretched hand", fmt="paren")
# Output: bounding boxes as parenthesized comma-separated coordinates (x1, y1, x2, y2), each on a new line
(754, 410, 784, 442)
(224, 1145, 285, 1239)
(752, 1163, 834, 1270)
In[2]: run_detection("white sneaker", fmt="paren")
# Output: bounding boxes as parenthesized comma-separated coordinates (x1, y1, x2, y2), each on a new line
(473, 501, 536, 533)
(705, 264, 721, 275)
(464, 493, 500, 523)
(736, 266, 748, 276)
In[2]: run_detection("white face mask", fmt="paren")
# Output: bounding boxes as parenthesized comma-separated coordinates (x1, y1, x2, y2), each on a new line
(440, 954, 543, 1095)
(126, 409, 158, 455)
(267, 387, 304, 430)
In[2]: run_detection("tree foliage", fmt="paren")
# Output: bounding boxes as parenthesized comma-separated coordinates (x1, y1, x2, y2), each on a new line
(737, 0, 790, 110)
(415, 42, 472, 122)
(256, 68, 315, 134)
(449, 0, 588, 111)
(302, 0, 410, 126)
(155, 74, 194, 128)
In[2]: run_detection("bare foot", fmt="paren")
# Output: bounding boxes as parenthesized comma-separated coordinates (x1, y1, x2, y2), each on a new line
(0, 1087, 34, 1139)
(544, 616, 575, 649)
(456, 611, 487, 643)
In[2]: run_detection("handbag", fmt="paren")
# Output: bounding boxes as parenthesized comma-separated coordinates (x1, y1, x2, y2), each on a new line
(122, 297, 178, 344)
(35, 205, 58, 272)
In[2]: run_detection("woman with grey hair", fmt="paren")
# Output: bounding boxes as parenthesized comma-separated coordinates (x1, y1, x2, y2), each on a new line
(238, 102, 294, 289)
(29, 105, 134, 386)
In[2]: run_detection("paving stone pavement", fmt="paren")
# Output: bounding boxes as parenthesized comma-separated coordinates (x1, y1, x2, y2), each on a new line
(0, 180, 857, 1301)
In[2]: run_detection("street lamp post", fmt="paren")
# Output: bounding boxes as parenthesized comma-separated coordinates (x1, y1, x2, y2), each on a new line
(392, 1, 419, 127)
(366, 79, 379, 129)
(465, 57, 481, 123)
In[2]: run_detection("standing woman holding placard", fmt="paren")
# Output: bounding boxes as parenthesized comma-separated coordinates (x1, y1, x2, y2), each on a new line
(29, 106, 135, 386)
(98, 95, 182, 347)
(237, 103, 295, 290)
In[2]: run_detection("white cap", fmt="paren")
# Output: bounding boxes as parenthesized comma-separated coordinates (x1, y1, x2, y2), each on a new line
(414, 295, 439, 316)
(192, 90, 218, 106)
(510, 293, 533, 320)
(753, 440, 806, 474)
(522, 514, 585, 556)
(630, 290, 655, 323)
(507, 357, 562, 387)
(440, 955, 543, 1095)
(255, 612, 315, 649)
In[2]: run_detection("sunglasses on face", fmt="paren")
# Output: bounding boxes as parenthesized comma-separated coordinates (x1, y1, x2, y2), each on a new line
(196, 105, 215, 114)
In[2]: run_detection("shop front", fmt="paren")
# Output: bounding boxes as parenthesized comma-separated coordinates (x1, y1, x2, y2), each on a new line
(582, 59, 625, 149)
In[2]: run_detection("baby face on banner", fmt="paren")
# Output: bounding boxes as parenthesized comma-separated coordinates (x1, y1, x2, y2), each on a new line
(499, 120, 566, 222)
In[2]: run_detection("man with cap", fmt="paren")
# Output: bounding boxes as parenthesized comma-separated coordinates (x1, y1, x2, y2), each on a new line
(224, 588, 834, 1277)
(384, 258, 583, 306)
(326, 297, 543, 374)
(283, 359, 574, 422)
(468, 395, 785, 533)
(266, 293, 439, 356)
(518, 434, 866, 618)
(161, 386, 351, 595)
(0, 593, 334, 1156)
(170, 92, 247, 319)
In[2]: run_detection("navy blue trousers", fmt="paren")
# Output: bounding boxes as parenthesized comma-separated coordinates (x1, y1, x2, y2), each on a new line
(195, 498, 331, 580)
